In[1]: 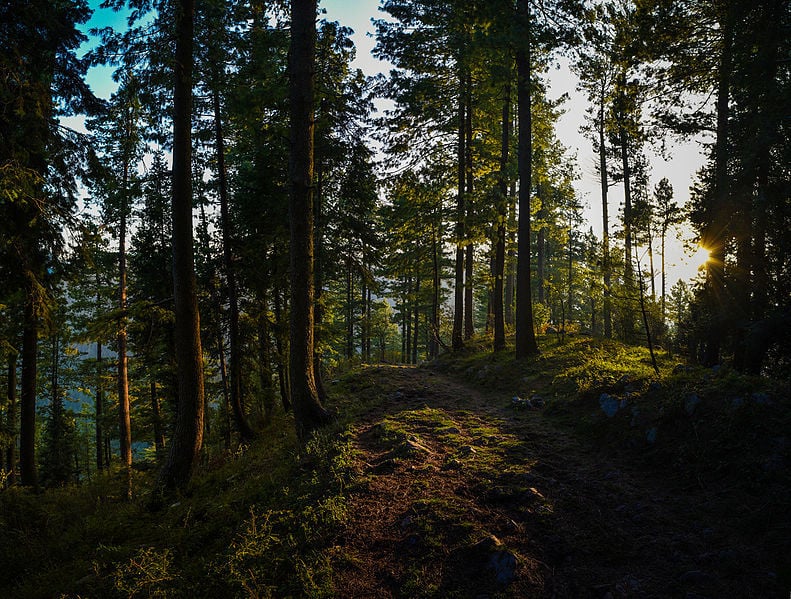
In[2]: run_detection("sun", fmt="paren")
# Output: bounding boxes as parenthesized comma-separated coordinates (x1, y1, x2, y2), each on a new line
(692, 244, 712, 269)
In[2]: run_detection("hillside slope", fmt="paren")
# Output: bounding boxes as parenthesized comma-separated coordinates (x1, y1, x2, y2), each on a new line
(1, 337, 788, 598)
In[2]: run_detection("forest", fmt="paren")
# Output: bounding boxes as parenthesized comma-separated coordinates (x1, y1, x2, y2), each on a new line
(0, 0, 789, 596)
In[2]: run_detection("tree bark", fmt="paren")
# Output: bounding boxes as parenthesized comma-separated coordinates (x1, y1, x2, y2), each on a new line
(20, 276, 38, 488)
(95, 340, 103, 471)
(214, 83, 255, 441)
(464, 74, 474, 340)
(452, 74, 466, 351)
(288, 0, 330, 439)
(118, 139, 132, 499)
(155, 0, 204, 496)
(151, 380, 165, 459)
(493, 83, 510, 351)
(515, 0, 539, 359)
(599, 90, 612, 339)
(6, 353, 17, 485)
(702, 6, 734, 366)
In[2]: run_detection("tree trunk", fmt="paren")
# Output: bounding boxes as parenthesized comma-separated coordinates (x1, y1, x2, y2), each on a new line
(493, 83, 510, 351)
(431, 219, 441, 359)
(452, 74, 466, 351)
(314, 154, 329, 401)
(151, 381, 165, 459)
(6, 353, 17, 485)
(515, 0, 539, 359)
(599, 92, 612, 339)
(118, 148, 132, 499)
(95, 340, 104, 471)
(464, 74, 474, 340)
(505, 181, 516, 326)
(258, 300, 275, 423)
(155, 0, 205, 496)
(702, 6, 734, 366)
(412, 274, 421, 364)
(536, 183, 546, 305)
(273, 291, 291, 412)
(19, 277, 38, 489)
(288, 0, 330, 439)
(214, 83, 255, 442)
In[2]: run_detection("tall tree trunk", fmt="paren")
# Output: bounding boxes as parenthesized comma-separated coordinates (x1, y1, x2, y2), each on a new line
(464, 74, 474, 340)
(118, 148, 132, 499)
(216, 336, 231, 450)
(599, 92, 612, 339)
(151, 381, 165, 459)
(412, 274, 421, 364)
(536, 183, 546, 305)
(660, 223, 667, 322)
(258, 299, 275, 423)
(452, 75, 466, 351)
(618, 95, 636, 343)
(515, 0, 539, 359)
(702, 6, 734, 366)
(288, 0, 330, 439)
(314, 154, 329, 401)
(431, 219, 441, 358)
(19, 276, 38, 489)
(156, 0, 205, 496)
(493, 83, 510, 351)
(346, 253, 354, 359)
(214, 83, 255, 442)
(95, 340, 104, 471)
(6, 353, 17, 485)
(273, 291, 291, 412)
(505, 181, 516, 326)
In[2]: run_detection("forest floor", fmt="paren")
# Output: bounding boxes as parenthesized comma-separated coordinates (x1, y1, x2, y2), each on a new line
(1, 337, 788, 598)
(329, 359, 787, 598)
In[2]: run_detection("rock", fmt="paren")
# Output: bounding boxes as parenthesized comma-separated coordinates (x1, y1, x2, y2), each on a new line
(618, 374, 631, 386)
(546, 326, 557, 334)
(393, 390, 404, 400)
(615, 575, 640, 594)
(512, 396, 534, 410)
(530, 394, 545, 407)
(710, 364, 722, 374)
(331, 379, 340, 385)
(751, 392, 772, 406)
(646, 427, 658, 444)
(488, 550, 518, 585)
(649, 381, 662, 393)
(599, 393, 620, 418)
(443, 426, 462, 435)
(730, 396, 744, 410)
(458, 445, 477, 457)
(673, 364, 692, 375)
(442, 458, 462, 471)
(684, 393, 700, 415)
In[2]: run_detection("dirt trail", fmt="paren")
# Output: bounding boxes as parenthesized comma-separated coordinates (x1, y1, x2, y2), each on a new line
(331, 365, 780, 598)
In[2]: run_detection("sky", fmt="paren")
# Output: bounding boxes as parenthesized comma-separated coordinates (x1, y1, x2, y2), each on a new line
(80, 0, 708, 287)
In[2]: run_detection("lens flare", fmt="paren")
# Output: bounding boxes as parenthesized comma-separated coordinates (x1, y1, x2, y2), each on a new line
(693, 244, 711, 269)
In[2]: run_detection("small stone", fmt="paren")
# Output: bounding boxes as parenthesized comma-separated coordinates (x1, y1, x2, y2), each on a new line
(751, 392, 771, 405)
(512, 396, 533, 410)
(646, 427, 658, 444)
(530, 394, 545, 407)
(684, 393, 700, 415)
(599, 393, 620, 418)
(488, 550, 517, 585)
